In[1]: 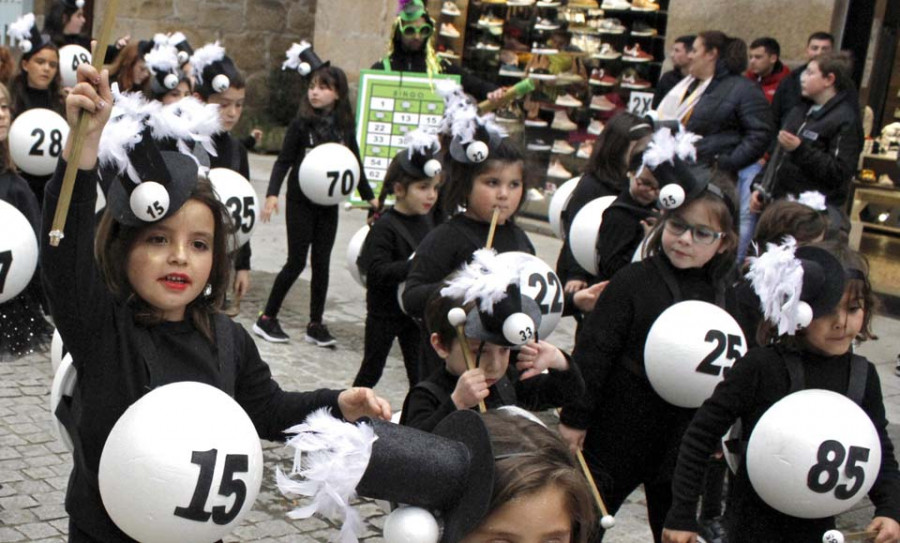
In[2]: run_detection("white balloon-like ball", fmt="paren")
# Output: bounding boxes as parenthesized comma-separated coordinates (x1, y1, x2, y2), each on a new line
(58, 45, 92, 87)
(298, 62, 312, 76)
(423, 158, 442, 178)
(466, 141, 489, 163)
(212, 73, 230, 93)
(502, 312, 535, 345)
(383, 506, 441, 543)
(658, 184, 685, 210)
(447, 307, 467, 326)
(19, 40, 32, 54)
(177, 50, 189, 65)
(163, 72, 179, 89)
(0, 200, 39, 304)
(600, 515, 616, 529)
(822, 530, 843, 543)
(130, 181, 170, 222)
(796, 301, 814, 329)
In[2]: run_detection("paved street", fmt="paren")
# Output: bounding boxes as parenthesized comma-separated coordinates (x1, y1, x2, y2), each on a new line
(1, 152, 899, 542)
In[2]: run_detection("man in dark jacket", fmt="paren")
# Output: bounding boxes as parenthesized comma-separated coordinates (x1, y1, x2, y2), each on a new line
(652, 35, 695, 109)
(746, 37, 791, 104)
(771, 31, 834, 129)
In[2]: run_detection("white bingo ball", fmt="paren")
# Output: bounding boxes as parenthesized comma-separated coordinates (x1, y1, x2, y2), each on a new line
(448, 307, 468, 327)
(298, 143, 361, 205)
(644, 301, 747, 408)
(212, 73, 230, 93)
(383, 506, 441, 543)
(746, 389, 881, 519)
(99, 382, 263, 543)
(130, 181, 170, 222)
(9, 109, 69, 176)
(600, 515, 616, 529)
(298, 62, 312, 76)
(58, 45, 92, 87)
(502, 312, 536, 346)
(49, 353, 76, 451)
(569, 196, 617, 276)
(547, 176, 580, 239)
(466, 140, 489, 163)
(822, 529, 844, 543)
(0, 200, 38, 304)
(423, 158, 442, 178)
(796, 301, 814, 330)
(658, 184, 685, 210)
(209, 168, 258, 248)
(347, 225, 370, 287)
(51, 329, 66, 373)
(497, 252, 562, 340)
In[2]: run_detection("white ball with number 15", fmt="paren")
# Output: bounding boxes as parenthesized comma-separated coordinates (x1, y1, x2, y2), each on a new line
(496, 252, 562, 341)
(208, 168, 259, 249)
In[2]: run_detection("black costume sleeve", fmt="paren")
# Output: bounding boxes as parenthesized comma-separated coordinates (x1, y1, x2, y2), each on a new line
(345, 130, 375, 202)
(789, 119, 861, 196)
(240, 134, 256, 151)
(715, 83, 775, 172)
(596, 211, 641, 281)
(441, 62, 498, 102)
(402, 225, 462, 319)
(5, 173, 41, 233)
(361, 219, 412, 286)
(402, 386, 458, 432)
(266, 120, 304, 198)
(861, 366, 900, 522)
(514, 352, 585, 411)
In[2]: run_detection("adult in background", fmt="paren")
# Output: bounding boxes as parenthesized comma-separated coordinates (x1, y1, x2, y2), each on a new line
(652, 35, 695, 109)
(43, 0, 129, 63)
(746, 37, 790, 104)
(771, 31, 834, 129)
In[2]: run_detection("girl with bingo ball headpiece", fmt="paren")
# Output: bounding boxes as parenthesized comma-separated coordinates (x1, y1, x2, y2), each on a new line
(41, 61, 391, 542)
(663, 239, 900, 543)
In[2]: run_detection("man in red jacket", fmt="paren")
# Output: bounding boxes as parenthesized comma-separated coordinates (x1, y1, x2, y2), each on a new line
(746, 37, 790, 103)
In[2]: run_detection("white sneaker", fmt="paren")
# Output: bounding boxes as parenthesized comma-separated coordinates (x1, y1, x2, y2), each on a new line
(593, 43, 621, 60)
(527, 138, 552, 151)
(601, 0, 631, 9)
(536, 0, 561, 5)
(547, 159, 573, 179)
(576, 141, 593, 159)
(551, 109, 578, 131)
(552, 139, 576, 155)
(555, 93, 583, 108)
(440, 23, 461, 38)
(441, 1, 461, 16)
(588, 119, 604, 135)
(508, 0, 536, 4)
(525, 117, 549, 127)
(535, 18, 561, 30)
(532, 41, 560, 55)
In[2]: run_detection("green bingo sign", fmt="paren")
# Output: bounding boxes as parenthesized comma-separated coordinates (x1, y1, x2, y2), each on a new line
(352, 70, 460, 204)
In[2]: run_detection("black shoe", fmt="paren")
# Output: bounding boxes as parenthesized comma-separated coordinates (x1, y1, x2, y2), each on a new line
(253, 314, 290, 343)
(698, 517, 728, 543)
(305, 322, 337, 348)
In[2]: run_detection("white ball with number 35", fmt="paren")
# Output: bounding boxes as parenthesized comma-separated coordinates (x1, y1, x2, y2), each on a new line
(9, 109, 70, 176)
(746, 389, 881, 518)
(298, 143, 361, 205)
(58, 44, 92, 87)
(99, 382, 263, 543)
(0, 200, 38, 304)
(644, 301, 746, 408)
(496, 252, 562, 340)
(209, 168, 258, 249)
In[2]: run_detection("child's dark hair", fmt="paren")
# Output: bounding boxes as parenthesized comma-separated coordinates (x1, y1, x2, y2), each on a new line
(0, 84, 17, 174)
(752, 201, 828, 255)
(482, 411, 596, 543)
(698, 31, 748, 75)
(44, 2, 80, 43)
(441, 137, 529, 216)
(424, 286, 473, 349)
(378, 152, 431, 207)
(297, 66, 354, 134)
(11, 45, 63, 116)
(94, 178, 234, 343)
(587, 111, 652, 186)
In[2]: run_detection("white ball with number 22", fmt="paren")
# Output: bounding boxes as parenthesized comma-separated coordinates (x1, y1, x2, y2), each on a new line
(59, 44, 91, 87)
(298, 143, 361, 205)
(0, 200, 38, 304)
(496, 252, 562, 340)
(9, 109, 69, 176)
(99, 382, 263, 543)
(644, 301, 746, 408)
(209, 168, 258, 248)
(746, 389, 881, 518)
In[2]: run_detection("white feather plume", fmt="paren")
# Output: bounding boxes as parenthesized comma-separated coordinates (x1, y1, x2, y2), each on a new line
(144, 42, 179, 74)
(152, 33, 168, 47)
(282, 41, 312, 71)
(789, 191, 828, 211)
(158, 96, 222, 156)
(190, 41, 226, 85)
(276, 408, 376, 543)
(7, 13, 35, 43)
(673, 127, 701, 162)
(110, 85, 162, 121)
(168, 31, 188, 46)
(98, 115, 144, 184)
(404, 128, 440, 159)
(642, 127, 676, 170)
(440, 249, 520, 314)
(746, 236, 806, 336)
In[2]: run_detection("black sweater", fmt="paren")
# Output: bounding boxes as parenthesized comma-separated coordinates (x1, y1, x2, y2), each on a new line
(665, 345, 900, 541)
(595, 190, 657, 282)
(41, 161, 343, 541)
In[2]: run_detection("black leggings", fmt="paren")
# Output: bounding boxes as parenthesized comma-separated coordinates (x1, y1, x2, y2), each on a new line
(353, 314, 420, 387)
(264, 198, 337, 322)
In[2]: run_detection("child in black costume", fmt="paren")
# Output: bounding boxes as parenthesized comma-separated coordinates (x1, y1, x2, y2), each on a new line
(663, 240, 900, 543)
(43, 62, 390, 542)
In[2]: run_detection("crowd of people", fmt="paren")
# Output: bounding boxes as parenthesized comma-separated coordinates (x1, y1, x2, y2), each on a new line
(0, 0, 898, 542)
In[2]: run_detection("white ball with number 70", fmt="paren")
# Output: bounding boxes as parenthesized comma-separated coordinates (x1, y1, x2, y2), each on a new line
(298, 142, 361, 205)
(746, 389, 881, 518)
(9, 109, 70, 176)
(99, 382, 263, 543)
(208, 168, 258, 248)
(496, 252, 562, 340)
(644, 301, 746, 408)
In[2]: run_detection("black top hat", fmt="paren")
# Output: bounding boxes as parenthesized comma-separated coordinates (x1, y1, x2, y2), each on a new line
(7, 13, 52, 59)
(795, 246, 846, 320)
(464, 282, 542, 346)
(191, 42, 241, 97)
(144, 42, 182, 97)
(398, 129, 442, 178)
(168, 32, 193, 67)
(282, 41, 330, 77)
(59, 0, 85, 10)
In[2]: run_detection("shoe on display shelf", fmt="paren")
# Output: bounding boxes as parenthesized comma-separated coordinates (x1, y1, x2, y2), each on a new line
(535, 18, 561, 30)
(536, 0, 562, 6)
(253, 314, 290, 343)
(525, 116, 549, 127)
(552, 139, 576, 155)
(556, 71, 585, 85)
(551, 109, 578, 131)
(620, 69, 651, 89)
(576, 140, 594, 159)
(568, 0, 600, 7)
(437, 48, 461, 59)
(593, 42, 621, 60)
(475, 41, 502, 51)
(631, 0, 660, 11)
(439, 23, 461, 38)
(601, 0, 632, 10)
(478, 14, 505, 27)
(623, 43, 653, 62)
(528, 68, 557, 82)
(588, 118, 604, 135)
(499, 63, 526, 77)
(547, 159, 574, 179)
(590, 68, 617, 86)
(597, 18, 626, 34)
(441, 1, 461, 16)
(555, 92, 584, 108)
(590, 94, 617, 111)
(532, 41, 560, 55)
(508, 0, 536, 4)
(631, 21, 658, 36)
(527, 138, 553, 151)
(305, 322, 337, 348)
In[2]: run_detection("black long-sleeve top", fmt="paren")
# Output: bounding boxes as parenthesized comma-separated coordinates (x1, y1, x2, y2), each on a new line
(209, 131, 252, 271)
(665, 345, 900, 541)
(41, 160, 343, 541)
(358, 208, 433, 317)
(0, 170, 41, 232)
(594, 190, 657, 282)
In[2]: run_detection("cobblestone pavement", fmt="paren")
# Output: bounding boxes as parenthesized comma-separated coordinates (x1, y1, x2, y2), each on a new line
(1, 153, 899, 542)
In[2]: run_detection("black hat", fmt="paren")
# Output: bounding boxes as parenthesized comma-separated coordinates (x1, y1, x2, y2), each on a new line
(168, 32, 193, 67)
(191, 42, 241, 97)
(464, 282, 542, 346)
(144, 39, 182, 97)
(7, 13, 52, 59)
(437, 80, 506, 165)
(282, 41, 330, 77)
(59, 0, 85, 9)
(795, 246, 846, 320)
(397, 129, 442, 178)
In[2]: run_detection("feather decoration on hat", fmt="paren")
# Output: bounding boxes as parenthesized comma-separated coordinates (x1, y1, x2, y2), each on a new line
(281, 41, 310, 71)
(405, 127, 440, 159)
(746, 236, 806, 336)
(163, 97, 221, 156)
(7, 13, 35, 43)
(109, 85, 162, 122)
(144, 42, 179, 74)
(788, 190, 828, 211)
(190, 41, 226, 85)
(276, 408, 375, 543)
(98, 112, 146, 185)
(641, 127, 676, 170)
(440, 249, 520, 314)
(673, 127, 701, 162)
(168, 31, 188, 46)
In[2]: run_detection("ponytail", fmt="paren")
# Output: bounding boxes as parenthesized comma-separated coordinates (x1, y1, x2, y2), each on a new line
(698, 31, 747, 75)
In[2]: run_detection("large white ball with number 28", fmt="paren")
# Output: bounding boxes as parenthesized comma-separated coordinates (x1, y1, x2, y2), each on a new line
(99, 382, 263, 543)
(209, 168, 258, 248)
(644, 301, 746, 408)
(496, 252, 562, 340)
(298, 143, 361, 205)
(0, 200, 38, 303)
(746, 389, 881, 518)
(9, 109, 70, 176)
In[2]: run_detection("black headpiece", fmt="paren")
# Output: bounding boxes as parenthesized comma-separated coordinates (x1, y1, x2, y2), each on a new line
(7, 13, 53, 59)
(191, 42, 240, 97)
(282, 41, 331, 77)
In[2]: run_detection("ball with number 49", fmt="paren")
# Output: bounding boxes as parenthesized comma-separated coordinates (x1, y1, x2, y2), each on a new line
(58, 44, 92, 87)
(208, 168, 258, 249)
(746, 389, 881, 518)
(9, 109, 69, 176)
(298, 142, 361, 205)
(644, 300, 747, 408)
(497, 252, 564, 340)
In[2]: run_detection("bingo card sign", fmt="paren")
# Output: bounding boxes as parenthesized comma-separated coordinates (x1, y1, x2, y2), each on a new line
(353, 70, 460, 204)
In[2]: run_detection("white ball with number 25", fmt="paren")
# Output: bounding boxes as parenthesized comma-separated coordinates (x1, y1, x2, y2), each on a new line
(99, 382, 263, 543)
(747, 389, 881, 518)
(496, 252, 562, 340)
(298, 143, 361, 205)
(209, 168, 258, 248)
(9, 109, 70, 176)
(644, 301, 746, 408)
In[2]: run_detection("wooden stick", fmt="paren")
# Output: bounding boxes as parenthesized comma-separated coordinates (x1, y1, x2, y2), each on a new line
(478, 78, 535, 114)
(556, 409, 614, 528)
(448, 308, 486, 413)
(485, 207, 501, 250)
(822, 529, 878, 543)
(48, 0, 120, 246)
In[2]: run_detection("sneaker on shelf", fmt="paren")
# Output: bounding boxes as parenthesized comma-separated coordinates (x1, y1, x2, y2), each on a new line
(601, 0, 631, 10)
(478, 14, 505, 27)
(590, 94, 617, 111)
(441, 1, 461, 16)
(508, 0, 536, 4)
(437, 48, 461, 59)
(476, 41, 502, 51)
(528, 67, 557, 81)
(590, 68, 617, 86)
(597, 18, 626, 34)
(631, 20, 658, 36)
(532, 42, 560, 54)
(499, 63, 525, 77)
(557, 70, 585, 85)
(593, 43, 621, 60)
(525, 116, 549, 127)
(588, 118, 604, 135)
(495, 104, 523, 123)
(576, 140, 594, 159)
(568, 0, 599, 7)
(527, 138, 552, 151)
(536, 0, 562, 6)
(551, 109, 578, 131)
(504, 36, 531, 51)
(547, 159, 574, 179)
(552, 139, 576, 155)
(253, 314, 290, 343)
(535, 18, 561, 30)
(440, 23, 461, 38)
(620, 69, 652, 89)
(305, 322, 337, 348)
(555, 92, 584, 107)
(631, 0, 659, 11)
(623, 43, 653, 62)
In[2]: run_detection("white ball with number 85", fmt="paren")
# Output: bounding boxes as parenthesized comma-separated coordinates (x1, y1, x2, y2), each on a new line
(208, 168, 259, 249)
(298, 143, 361, 205)
(644, 301, 746, 408)
(9, 109, 69, 176)
(747, 389, 881, 518)
(496, 252, 562, 340)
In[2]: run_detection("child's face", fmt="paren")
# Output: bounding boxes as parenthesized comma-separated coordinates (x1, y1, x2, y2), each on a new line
(207, 86, 245, 132)
(126, 200, 215, 322)
(461, 484, 572, 543)
(629, 168, 659, 206)
(394, 177, 440, 215)
(803, 289, 864, 357)
(21, 49, 59, 90)
(662, 199, 727, 269)
(465, 161, 524, 225)
(308, 79, 338, 111)
(0, 93, 10, 142)
(161, 81, 191, 105)
(433, 334, 510, 386)
(131, 59, 150, 87)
